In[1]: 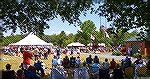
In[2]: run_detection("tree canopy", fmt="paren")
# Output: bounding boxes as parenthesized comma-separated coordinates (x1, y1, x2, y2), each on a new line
(95, 0, 150, 40)
(1, 0, 150, 40)
(0, 0, 92, 34)
(75, 20, 96, 45)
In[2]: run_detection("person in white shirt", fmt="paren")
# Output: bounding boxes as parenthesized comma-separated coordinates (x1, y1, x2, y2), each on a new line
(103, 58, 110, 70)
(76, 56, 81, 66)
(57, 56, 63, 66)
(80, 63, 89, 79)
(73, 65, 81, 79)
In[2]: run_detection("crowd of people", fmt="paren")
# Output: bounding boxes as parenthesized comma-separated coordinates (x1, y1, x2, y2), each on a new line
(1, 46, 150, 79)
(46, 53, 150, 79)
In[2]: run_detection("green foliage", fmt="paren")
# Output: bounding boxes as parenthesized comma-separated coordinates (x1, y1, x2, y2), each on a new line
(133, 53, 145, 58)
(133, 53, 140, 58)
(94, 0, 150, 40)
(1, 0, 150, 41)
(75, 20, 96, 45)
(1, 0, 92, 34)
(108, 28, 136, 46)
(1, 35, 26, 45)
(112, 50, 121, 56)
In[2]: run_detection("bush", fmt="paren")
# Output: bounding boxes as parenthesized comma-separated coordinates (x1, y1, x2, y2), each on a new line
(112, 50, 121, 56)
(133, 53, 139, 58)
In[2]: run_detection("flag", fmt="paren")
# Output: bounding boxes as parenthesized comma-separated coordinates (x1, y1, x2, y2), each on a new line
(90, 34, 95, 41)
(105, 31, 109, 38)
(116, 44, 121, 50)
(100, 25, 107, 32)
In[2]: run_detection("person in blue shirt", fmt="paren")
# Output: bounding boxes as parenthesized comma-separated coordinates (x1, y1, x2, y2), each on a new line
(52, 56, 58, 68)
(93, 55, 99, 63)
(50, 66, 66, 79)
(86, 55, 93, 67)
(92, 63, 100, 73)
(76, 56, 81, 66)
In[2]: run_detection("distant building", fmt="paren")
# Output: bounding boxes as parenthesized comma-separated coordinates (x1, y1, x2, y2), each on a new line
(125, 37, 150, 56)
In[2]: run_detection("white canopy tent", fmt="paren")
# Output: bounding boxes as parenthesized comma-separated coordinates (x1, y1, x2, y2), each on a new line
(98, 43, 106, 47)
(67, 42, 85, 47)
(10, 33, 51, 46)
(87, 43, 105, 47)
(87, 43, 93, 46)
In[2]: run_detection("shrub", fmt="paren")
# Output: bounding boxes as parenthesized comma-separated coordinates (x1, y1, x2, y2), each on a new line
(112, 50, 121, 56)
(133, 53, 139, 58)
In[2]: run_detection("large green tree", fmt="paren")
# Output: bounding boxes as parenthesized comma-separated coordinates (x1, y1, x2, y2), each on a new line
(57, 31, 67, 47)
(95, 0, 150, 40)
(108, 28, 136, 46)
(75, 20, 96, 45)
(0, 0, 92, 34)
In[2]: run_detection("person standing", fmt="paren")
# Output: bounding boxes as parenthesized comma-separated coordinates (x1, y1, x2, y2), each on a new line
(57, 56, 63, 66)
(86, 55, 93, 67)
(134, 55, 144, 79)
(16, 69, 27, 79)
(76, 56, 81, 66)
(113, 64, 124, 79)
(110, 58, 116, 70)
(23, 49, 32, 70)
(62, 56, 70, 69)
(80, 63, 89, 79)
(93, 55, 99, 63)
(52, 56, 58, 68)
(70, 46, 74, 55)
(73, 64, 80, 79)
(102, 58, 110, 79)
(70, 56, 76, 68)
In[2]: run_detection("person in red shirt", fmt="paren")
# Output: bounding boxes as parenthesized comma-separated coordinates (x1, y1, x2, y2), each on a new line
(110, 58, 117, 70)
(23, 49, 32, 69)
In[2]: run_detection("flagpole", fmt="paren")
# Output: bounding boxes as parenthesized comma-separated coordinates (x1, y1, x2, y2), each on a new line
(100, 16, 101, 32)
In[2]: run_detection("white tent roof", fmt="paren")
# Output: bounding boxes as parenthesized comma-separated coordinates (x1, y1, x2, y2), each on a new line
(87, 43, 105, 47)
(67, 42, 85, 47)
(98, 43, 105, 47)
(10, 33, 50, 45)
(87, 43, 93, 46)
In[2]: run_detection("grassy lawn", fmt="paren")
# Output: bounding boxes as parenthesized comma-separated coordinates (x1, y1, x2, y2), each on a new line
(0, 52, 122, 78)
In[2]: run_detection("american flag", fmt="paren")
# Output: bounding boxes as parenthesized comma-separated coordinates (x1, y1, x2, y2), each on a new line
(105, 31, 110, 38)
(100, 25, 107, 32)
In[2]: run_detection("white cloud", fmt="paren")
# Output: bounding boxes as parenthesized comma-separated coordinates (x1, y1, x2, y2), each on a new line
(65, 31, 71, 35)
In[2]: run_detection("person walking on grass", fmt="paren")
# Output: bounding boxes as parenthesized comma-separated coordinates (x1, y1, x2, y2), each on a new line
(23, 48, 32, 70)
